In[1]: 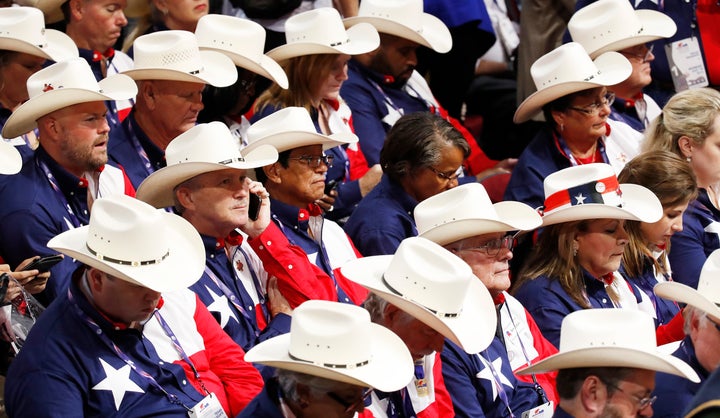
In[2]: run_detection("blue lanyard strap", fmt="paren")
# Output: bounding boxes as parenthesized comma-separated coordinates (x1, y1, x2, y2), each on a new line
(231, 245, 270, 323)
(37, 159, 83, 228)
(125, 120, 155, 176)
(203, 265, 260, 337)
(480, 350, 515, 417)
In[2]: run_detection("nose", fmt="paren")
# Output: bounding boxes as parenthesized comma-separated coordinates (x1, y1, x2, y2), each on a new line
(617, 224, 630, 244)
(408, 49, 418, 67)
(117, 10, 128, 26)
(672, 218, 683, 233)
(98, 116, 110, 134)
(639, 404, 654, 417)
(497, 248, 513, 261)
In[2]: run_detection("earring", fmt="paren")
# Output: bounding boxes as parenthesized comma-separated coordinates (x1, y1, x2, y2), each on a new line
(572, 244, 578, 257)
(686, 156, 692, 163)
(560, 123, 565, 132)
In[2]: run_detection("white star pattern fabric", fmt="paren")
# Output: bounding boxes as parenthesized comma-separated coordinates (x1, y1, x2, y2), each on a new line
(91, 358, 144, 410)
(574, 193, 587, 205)
(475, 354, 514, 401)
(205, 285, 238, 328)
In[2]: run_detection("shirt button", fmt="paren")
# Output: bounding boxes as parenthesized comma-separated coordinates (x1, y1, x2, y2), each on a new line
(182, 380, 187, 385)
(159, 361, 164, 366)
(288, 264, 293, 270)
(259, 245, 264, 250)
(266, 241, 272, 246)
(602, 298, 607, 304)
(248, 306, 253, 311)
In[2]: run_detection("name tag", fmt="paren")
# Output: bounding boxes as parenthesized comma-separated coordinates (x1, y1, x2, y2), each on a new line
(188, 393, 228, 418)
(665, 37, 709, 91)
(521, 401, 554, 418)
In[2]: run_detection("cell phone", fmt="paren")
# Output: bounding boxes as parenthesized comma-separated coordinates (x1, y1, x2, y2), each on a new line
(248, 193, 262, 221)
(324, 176, 343, 195)
(21, 255, 63, 273)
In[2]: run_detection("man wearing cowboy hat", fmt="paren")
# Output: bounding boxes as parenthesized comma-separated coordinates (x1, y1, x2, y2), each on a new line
(414, 183, 561, 410)
(0, 58, 137, 304)
(136, 122, 361, 353)
(340, 0, 503, 178)
(238, 299, 414, 417)
(246, 106, 368, 305)
(109, 30, 236, 188)
(651, 249, 720, 416)
(517, 309, 699, 418)
(4, 194, 264, 417)
(342, 236, 500, 418)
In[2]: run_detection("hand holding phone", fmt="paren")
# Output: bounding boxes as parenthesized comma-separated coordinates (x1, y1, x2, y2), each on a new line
(21, 255, 63, 273)
(248, 193, 262, 221)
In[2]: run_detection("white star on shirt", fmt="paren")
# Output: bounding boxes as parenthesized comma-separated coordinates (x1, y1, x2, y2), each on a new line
(205, 285, 238, 328)
(574, 193, 587, 205)
(476, 355, 514, 401)
(92, 358, 144, 410)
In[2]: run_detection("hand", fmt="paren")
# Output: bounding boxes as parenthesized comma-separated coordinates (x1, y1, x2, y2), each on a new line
(358, 164, 382, 197)
(266, 276, 292, 318)
(241, 180, 272, 239)
(316, 189, 337, 213)
(13, 256, 52, 295)
(475, 158, 517, 181)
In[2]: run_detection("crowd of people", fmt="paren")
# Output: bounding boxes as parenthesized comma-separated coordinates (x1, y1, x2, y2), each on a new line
(0, 0, 718, 416)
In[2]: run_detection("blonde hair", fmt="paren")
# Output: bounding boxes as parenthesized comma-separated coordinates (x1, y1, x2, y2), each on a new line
(643, 88, 720, 157)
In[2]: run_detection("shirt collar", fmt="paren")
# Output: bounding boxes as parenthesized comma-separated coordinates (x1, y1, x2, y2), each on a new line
(36, 146, 96, 192)
(127, 110, 167, 170)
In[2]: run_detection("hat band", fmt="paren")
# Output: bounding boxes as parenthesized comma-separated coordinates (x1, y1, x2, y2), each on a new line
(329, 38, 350, 47)
(218, 157, 246, 165)
(288, 352, 370, 369)
(382, 275, 461, 318)
(86, 244, 170, 267)
(543, 175, 622, 214)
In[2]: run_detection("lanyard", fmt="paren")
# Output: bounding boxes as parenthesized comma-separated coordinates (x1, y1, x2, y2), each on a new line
(67, 286, 192, 411)
(203, 265, 260, 337)
(37, 159, 83, 228)
(480, 350, 514, 417)
(230, 245, 270, 323)
(125, 120, 155, 176)
(553, 131, 609, 166)
(369, 78, 404, 117)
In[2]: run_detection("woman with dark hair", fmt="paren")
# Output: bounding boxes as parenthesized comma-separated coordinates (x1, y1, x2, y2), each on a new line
(344, 112, 470, 256)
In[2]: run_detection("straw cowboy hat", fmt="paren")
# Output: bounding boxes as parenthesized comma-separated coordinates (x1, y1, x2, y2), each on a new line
(539, 163, 662, 227)
(122, 30, 237, 87)
(2, 58, 137, 139)
(341, 236, 497, 354)
(245, 299, 414, 392)
(266, 8, 380, 62)
(343, 0, 452, 54)
(655, 249, 720, 324)
(0, 7, 77, 62)
(195, 15, 289, 89)
(136, 122, 279, 208)
(0, 142, 21, 175)
(513, 42, 632, 123)
(415, 183, 542, 246)
(517, 309, 700, 382)
(48, 194, 205, 292)
(569, 0, 677, 58)
(244, 106, 357, 154)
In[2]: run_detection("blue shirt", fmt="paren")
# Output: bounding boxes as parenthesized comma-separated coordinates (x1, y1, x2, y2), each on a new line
(653, 337, 708, 418)
(628, 258, 680, 328)
(236, 377, 284, 418)
(668, 189, 720, 289)
(441, 337, 541, 417)
(343, 175, 418, 256)
(108, 110, 167, 189)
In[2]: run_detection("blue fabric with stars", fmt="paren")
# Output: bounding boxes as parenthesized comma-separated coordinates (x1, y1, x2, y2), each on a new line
(108, 110, 167, 189)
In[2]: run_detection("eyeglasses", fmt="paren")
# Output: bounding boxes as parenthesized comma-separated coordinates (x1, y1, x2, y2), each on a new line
(327, 388, 373, 413)
(457, 235, 516, 257)
(288, 155, 334, 169)
(568, 92, 616, 116)
(428, 166, 462, 183)
(605, 382, 657, 411)
(621, 44, 655, 64)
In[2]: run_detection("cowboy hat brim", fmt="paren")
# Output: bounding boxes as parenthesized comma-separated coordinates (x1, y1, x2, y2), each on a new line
(2, 74, 138, 139)
(244, 130, 357, 154)
(0, 29, 78, 62)
(341, 255, 497, 355)
(245, 322, 414, 392)
(344, 13, 452, 54)
(266, 22, 380, 62)
(0, 141, 22, 175)
(136, 144, 279, 208)
(47, 211, 205, 293)
(588, 10, 677, 58)
(202, 48, 289, 89)
(419, 201, 542, 246)
(513, 51, 632, 123)
(517, 346, 700, 382)
(541, 183, 663, 226)
(123, 50, 237, 87)
(654, 282, 720, 324)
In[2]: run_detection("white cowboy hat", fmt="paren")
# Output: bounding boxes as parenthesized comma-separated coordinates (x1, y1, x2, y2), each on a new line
(266, 8, 380, 62)
(655, 249, 720, 324)
(122, 30, 237, 88)
(415, 183, 542, 246)
(517, 309, 700, 382)
(341, 237, 497, 354)
(195, 15, 289, 89)
(0, 141, 21, 175)
(2, 58, 138, 139)
(343, 0, 452, 54)
(245, 299, 414, 392)
(0, 7, 77, 62)
(513, 42, 632, 123)
(244, 107, 357, 154)
(569, 0, 677, 59)
(136, 122, 279, 208)
(540, 163, 662, 226)
(47, 194, 205, 292)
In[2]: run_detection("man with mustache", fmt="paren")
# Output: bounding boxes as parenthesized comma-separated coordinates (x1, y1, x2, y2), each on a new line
(0, 58, 137, 304)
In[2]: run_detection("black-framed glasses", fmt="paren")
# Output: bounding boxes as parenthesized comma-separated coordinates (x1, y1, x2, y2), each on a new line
(428, 166, 462, 183)
(326, 388, 373, 413)
(605, 382, 657, 411)
(568, 92, 616, 116)
(457, 235, 516, 257)
(288, 155, 334, 169)
(621, 43, 655, 64)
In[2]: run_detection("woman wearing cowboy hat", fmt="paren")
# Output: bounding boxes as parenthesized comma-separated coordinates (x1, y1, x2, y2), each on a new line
(512, 163, 663, 347)
(252, 8, 383, 224)
(643, 88, 720, 290)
